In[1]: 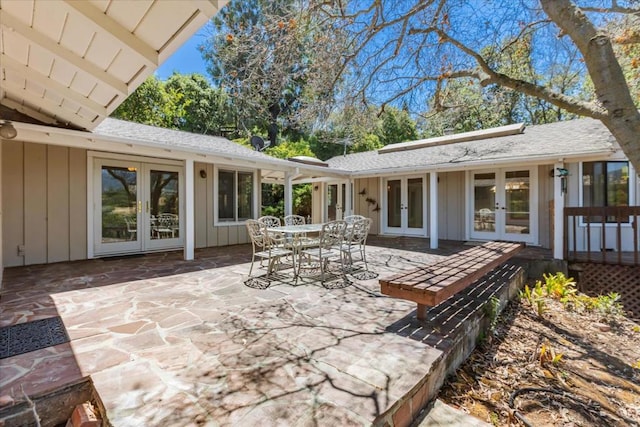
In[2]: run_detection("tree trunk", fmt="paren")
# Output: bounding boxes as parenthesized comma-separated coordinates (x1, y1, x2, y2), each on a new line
(540, 0, 640, 170)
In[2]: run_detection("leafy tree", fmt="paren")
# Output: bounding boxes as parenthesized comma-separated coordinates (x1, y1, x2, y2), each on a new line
(256, 136, 316, 217)
(265, 139, 315, 159)
(378, 106, 419, 145)
(351, 133, 383, 153)
(164, 73, 236, 135)
(202, 0, 346, 146)
(421, 35, 585, 135)
(314, 0, 640, 170)
(111, 76, 186, 128)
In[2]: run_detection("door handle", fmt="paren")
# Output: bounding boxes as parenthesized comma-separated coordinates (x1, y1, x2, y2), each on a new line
(146, 201, 149, 213)
(137, 201, 142, 213)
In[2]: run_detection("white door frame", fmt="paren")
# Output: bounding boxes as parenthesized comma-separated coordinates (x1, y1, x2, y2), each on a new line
(325, 181, 348, 221)
(467, 167, 538, 244)
(89, 153, 184, 257)
(382, 175, 428, 236)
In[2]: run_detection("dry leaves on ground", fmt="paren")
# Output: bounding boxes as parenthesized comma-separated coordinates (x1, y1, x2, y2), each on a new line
(439, 290, 640, 427)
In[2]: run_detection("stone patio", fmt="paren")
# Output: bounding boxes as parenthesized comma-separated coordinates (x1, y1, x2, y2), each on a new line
(0, 237, 532, 426)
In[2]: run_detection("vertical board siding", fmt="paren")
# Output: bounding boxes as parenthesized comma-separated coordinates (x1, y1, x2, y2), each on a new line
(24, 143, 47, 265)
(438, 171, 465, 241)
(228, 225, 239, 245)
(69, 148, 87, 260)
(206, 163, 217, 246)
(345, 178, 381, 234)
(47, 145, 70, 263)
(2, 141, 25, 267)
(194, 162, 208, 248)
(217, 226, 229, 246)
(538, 165, 552, 249)
(2, 142, 88, 267)
(237, 223, 248, 244)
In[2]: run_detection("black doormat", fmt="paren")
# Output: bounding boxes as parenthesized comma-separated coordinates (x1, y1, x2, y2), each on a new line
(0, 316, 70, 360)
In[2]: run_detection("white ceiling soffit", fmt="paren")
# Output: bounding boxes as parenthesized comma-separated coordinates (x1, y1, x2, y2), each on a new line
(0, 0, 227, 130)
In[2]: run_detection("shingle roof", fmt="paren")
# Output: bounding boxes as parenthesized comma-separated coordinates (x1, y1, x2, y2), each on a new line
(93, 118, 292, 166)
(326, 118, 617, 173)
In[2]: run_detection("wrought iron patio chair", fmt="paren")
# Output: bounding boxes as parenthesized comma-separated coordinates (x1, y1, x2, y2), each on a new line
(340, 217, 372, 272)
(258, 215, 287, 247)
(258, 215, 281, 228)
(284, 214, 305, 226)
(284, 214, 319, 249)
(246, 219, 294, 279)
(343, 214, 366, 225)
(298, 220, 347, 284)
(124, 217, 137, 240)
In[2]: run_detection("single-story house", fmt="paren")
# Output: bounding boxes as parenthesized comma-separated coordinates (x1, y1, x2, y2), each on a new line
(2, 115, 638, 273)
(1, 0, 638, 283)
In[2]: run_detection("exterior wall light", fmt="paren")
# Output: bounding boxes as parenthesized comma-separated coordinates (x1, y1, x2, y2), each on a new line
(0, 121, 18, 139)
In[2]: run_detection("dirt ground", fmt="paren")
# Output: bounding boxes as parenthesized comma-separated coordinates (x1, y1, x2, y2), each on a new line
(439, 292, 640, 426)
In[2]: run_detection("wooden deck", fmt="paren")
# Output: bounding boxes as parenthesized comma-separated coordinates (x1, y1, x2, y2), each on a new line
(379, 241, 523, 319)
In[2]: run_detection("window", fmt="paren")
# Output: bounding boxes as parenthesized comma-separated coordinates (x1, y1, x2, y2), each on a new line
(582, 161, 630, 222)
(218, 169, 254, 222)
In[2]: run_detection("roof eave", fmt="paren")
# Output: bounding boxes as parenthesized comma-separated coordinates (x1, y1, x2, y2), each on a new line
(346, 148, 619, 178)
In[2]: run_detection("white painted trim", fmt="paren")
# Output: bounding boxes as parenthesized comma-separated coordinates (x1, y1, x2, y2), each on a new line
(2, 80, 96, 130)
(184, 159, 195, 260)
(349, 151, 620, 178)
(0, 10, 128, 96)
(0, 139, 3, 280)
(12, 122, 333, 178)
(553, 162, 565, 259)
(464, 170, 471, 241)
(1, 53, 108, 117)
(430, 171, 438, 249)
(87, 155, 95, 259)
(345, 179, 353, 217)
(381, 174, 428, 237)
(213, 165, 258, 226)
(64, 0, 158, 67)
(87, 151, 183, 166)
(88, 152, 186, 257)
(284, 171, 293, 217)
(467, 167, 538, 245)
(0, 98, 58, 125)
(190, 0, 222, 18)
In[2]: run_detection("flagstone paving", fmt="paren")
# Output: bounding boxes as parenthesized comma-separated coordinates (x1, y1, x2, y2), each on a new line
(0, 237, 535, 426)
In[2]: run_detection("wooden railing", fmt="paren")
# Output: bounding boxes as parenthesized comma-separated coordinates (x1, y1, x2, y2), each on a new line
(564, 206, 640, 265)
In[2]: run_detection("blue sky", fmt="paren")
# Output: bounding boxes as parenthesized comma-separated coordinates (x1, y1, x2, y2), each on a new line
(156, 27, 210, 80)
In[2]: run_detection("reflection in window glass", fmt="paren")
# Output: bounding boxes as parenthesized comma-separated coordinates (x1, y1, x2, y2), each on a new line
(582, 161, 629, 223)
(101, 166, 137, 243)
(218, 170, 235, 221)
(218, 170, 254, 222)
(238, 172, 253, 220)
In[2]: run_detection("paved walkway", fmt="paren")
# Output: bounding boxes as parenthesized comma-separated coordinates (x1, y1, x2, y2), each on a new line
(0, 237, 524, 426)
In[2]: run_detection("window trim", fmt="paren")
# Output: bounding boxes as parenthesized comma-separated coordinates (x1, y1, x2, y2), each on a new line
(213, 165, 258, 226)
(578, 160, 636, 227)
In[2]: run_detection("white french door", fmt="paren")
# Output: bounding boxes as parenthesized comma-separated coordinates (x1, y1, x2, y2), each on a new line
(327, 182, 346, 221)
(93, 158, 184, 256)
(470, 167, 537, 244)
(384, 176, 426, 236)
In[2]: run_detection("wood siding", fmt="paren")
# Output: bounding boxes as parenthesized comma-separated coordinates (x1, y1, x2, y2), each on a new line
(193, 161, 250, 248)
(2, 141, 87, 267)
(538, 164, 553, 249)
(437, 171, 465, 241)
(353, 178, 380, 234)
